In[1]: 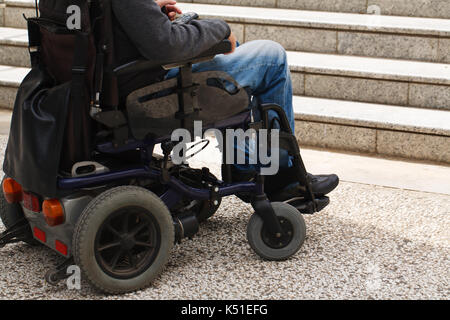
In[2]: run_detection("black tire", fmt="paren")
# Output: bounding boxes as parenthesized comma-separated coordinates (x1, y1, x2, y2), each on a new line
(44, 270, 60, 286)
(247, 202, 306, 261)
(0, 180, 39, 246)
(195, 198, 222, 223)
(72, 186, 174, 294)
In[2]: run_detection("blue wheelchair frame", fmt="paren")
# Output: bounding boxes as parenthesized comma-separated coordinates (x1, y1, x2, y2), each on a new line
(58, 103, 319, 238)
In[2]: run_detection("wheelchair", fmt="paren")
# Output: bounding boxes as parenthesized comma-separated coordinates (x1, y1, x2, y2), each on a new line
(0, 0, 332, 294)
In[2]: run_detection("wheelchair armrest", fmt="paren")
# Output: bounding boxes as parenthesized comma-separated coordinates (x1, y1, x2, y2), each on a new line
(114, 40, 232, 77)
(193, 39, 232, 59)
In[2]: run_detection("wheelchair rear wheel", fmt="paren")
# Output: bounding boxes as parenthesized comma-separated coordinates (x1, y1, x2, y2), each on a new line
(247, 202, 306, 261)
(73, 186, 174, 294)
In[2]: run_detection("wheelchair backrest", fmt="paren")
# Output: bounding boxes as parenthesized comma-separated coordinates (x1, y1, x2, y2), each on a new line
(3, 0, 125, 196)
(28, 0, 166, 170)
(32, 1, 99, 172)
(37, 0, 100, 95)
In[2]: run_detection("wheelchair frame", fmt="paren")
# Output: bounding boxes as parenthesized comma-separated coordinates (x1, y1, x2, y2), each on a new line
(0, 0, 331, 294)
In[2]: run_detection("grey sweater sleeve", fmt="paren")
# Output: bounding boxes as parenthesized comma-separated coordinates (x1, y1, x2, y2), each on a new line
(111, 0, 231, 63)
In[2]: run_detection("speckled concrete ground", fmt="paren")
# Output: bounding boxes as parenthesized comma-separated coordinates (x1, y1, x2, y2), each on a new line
(0, 134, 448, 300)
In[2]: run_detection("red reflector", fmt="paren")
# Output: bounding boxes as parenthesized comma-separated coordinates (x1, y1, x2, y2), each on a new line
(33, 227, 46, 243)
(23, 191, 41, 212)
(55, 240, 68, 256)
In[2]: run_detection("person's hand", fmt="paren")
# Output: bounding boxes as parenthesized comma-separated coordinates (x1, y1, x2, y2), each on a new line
(225, 32, 237, 55)
(156, 0, 182, 21)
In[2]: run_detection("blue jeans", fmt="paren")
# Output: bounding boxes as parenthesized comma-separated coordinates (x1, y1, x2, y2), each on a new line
(166, 40, 294, 172)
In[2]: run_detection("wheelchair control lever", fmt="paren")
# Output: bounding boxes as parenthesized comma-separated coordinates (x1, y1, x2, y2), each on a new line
(160, 142, 176, 184)
(172, 12, 199, 25)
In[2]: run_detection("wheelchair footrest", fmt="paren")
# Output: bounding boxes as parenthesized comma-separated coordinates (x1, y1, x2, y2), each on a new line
(286, 196, 330, 214)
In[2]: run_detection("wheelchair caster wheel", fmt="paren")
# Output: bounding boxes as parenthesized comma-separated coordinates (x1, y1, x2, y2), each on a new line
(73, 186, 174, 294)
(247, 202, 306, 261)
(45, 270, 60, 286)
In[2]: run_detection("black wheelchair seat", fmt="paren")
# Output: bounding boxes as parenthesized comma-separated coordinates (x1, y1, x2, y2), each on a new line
(126, 70, 250, 139)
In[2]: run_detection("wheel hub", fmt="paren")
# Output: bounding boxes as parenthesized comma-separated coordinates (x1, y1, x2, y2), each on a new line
(261, 217, 294, 249)
(94, 206, 161, 279)
(121, 235, 135, 251)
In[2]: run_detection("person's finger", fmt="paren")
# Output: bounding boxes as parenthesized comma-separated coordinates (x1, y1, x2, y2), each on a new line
(166, 5, 183, 14)
(157, 0, 177, 8)
(168, 12, 177, 20)
(166, 4, 183, 14)
(225, 33, 237, 55)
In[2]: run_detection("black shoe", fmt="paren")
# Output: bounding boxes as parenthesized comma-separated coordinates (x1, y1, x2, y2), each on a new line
(307, 173, 339, 196)
(268, 173, 339, 202)
(228, 167, 339, 201)
(263, 166, 339, 195)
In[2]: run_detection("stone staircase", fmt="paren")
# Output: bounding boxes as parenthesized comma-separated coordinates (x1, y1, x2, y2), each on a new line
(0, 0, 449, 164)
(187, 0, 450, 19)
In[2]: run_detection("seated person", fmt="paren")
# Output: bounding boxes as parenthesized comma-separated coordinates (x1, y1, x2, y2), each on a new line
(111, 0, 339, 199)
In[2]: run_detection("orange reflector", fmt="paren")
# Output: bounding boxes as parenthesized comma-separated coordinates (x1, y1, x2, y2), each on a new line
(55, 240, 68, 256)
(33, 227, 46, 243)
(2, 178, 23, 203)
(42, 199, 64, 226)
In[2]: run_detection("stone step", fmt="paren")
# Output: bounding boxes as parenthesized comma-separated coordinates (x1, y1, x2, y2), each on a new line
(4, 0, 36, 29)
(181, 3, 450, 63)
(287, 51, 450, 111)
(187, 0, 450, 19)
(293, 96, 450, 163)
(0, 108, 12, 134)
(0, 1, 5, 27)
(0, 27, 28, 67)
(4, 1, 450, 63)
(1, 50, 450, 111)
(1, 64, 449, 163)
(6, 0, 450, 21)
(0, 64, 28, 109)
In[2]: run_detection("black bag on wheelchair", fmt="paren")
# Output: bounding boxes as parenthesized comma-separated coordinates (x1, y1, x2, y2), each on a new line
(3, 14, 95, 197)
